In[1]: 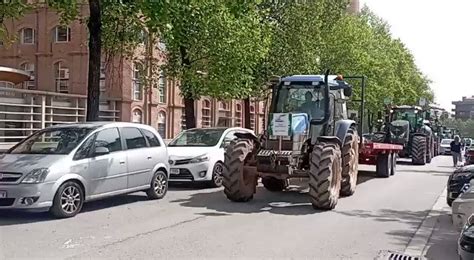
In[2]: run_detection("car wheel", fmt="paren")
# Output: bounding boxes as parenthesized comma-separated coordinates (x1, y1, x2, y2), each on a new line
(210, 162, 224, 188)
(50, 181, 84, 218)
(146, 170, 168, 200)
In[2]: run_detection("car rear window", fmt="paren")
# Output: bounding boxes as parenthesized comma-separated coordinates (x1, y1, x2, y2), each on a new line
(141, 129, 161, 147)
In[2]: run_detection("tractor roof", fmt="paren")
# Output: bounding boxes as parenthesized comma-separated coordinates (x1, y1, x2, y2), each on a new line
(281, 75, 350, 89)
(393, 105, 423, 110)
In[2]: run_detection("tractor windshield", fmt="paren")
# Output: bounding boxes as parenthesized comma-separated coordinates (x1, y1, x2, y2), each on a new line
(273, 85, 326, 121)
(392, 109, 418, 127)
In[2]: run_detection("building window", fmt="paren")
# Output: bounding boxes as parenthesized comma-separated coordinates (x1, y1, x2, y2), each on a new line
(250, 105, 256, 130)
(235, 104, 242, 127)
(202, 99, 211, 128)
(158, 38, 166, 51)
(181, 108, 186, 130)
(158, 111, 166, 138)
(54, 61, 69, 93)
(219, 101, 230, 111)
(54, 26, 71, 43)
(158, 71, 166, 103)
(100, 61, 106, 93)
(21, 62, 35, 89)
(20, 28, 35, 44)
(132, 62, 143, 100)
(132, 109, 142, 123)
(0, 81, 15, 88)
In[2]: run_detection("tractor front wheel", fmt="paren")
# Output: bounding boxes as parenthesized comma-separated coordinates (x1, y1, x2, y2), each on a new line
(309, 142, 342, 210)
(412, 135, 427, 165)
(223, 139, 258, 202)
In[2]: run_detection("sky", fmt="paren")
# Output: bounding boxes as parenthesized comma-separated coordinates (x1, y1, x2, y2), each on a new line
(359, 0, 474, 111)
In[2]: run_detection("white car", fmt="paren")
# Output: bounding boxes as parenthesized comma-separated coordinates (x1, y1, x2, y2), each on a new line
(167, 127, 255, 187)
(440, 138, 454, 155)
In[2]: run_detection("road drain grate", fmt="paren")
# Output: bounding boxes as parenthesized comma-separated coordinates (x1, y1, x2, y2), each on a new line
(375, 250, 421, 260)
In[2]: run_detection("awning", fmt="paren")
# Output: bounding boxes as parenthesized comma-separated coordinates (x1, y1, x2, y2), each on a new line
(0, 66, 30, 84)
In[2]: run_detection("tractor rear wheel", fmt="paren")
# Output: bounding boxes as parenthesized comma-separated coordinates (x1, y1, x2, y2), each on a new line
(426, 136, 434, 163)
(223, 139, 257, 202)
(340, 128, 359, 197)
(309, 142, 342, 210)
(262, 177, 288, 192)
(412, 135, 427, 165)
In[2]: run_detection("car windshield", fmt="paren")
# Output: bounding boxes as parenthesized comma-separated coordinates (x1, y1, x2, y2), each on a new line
(168, 128, 226, 147)
(9, 127, 95, 155)
(441, 139, 453, 145)
(273, 84, 326, 121)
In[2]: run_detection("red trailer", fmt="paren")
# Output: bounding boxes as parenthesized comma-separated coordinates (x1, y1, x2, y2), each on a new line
(359, 139, 403, 178)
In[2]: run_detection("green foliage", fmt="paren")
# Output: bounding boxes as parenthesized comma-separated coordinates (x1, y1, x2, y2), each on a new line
(441, 118, 474, 138)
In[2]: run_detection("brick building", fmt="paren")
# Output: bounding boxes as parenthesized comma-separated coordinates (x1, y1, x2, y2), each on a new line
(452, 96, 474, 121)
(0, 4, 267, 140)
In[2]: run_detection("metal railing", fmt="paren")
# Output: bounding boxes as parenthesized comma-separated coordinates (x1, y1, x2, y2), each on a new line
(0, 86, 120, 149)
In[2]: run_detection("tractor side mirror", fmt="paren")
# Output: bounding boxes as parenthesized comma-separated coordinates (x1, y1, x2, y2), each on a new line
(343, 87, 352, 97)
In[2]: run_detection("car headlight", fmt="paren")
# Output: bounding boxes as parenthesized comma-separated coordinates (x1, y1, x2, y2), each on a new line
(189, 154, 209, 164)
(21, 168, 50, 184)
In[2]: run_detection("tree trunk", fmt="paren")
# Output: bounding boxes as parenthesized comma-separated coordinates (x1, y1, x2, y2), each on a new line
(244, 98, 251, 129)
(86, 0, 102, 121)
(184, 96, 196, 129)
(180, 45, 196, 129)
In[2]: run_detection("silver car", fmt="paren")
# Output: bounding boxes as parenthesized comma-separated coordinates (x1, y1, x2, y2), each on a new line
(0, 122, 169, 218)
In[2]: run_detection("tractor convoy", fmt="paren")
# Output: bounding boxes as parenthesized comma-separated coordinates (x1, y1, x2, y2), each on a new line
(221, 72, 403, 211)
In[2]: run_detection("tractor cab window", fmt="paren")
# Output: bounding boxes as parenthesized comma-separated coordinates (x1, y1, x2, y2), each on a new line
(393, 110, 418, 128)
(274, 85, 326, 121)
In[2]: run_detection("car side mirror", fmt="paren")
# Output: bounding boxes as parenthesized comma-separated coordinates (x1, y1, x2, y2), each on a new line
(221, 140, 231, 149)
(343, 87, 352, 97)
(94, 146, 110, 156)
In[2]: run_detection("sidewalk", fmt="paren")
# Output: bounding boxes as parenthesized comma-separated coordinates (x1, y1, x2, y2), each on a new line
(422, 204, 459, 260)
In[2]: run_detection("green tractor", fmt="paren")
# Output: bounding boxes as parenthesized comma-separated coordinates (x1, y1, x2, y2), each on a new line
(222, 72, 362, 210)
(376, 105, 434, 165)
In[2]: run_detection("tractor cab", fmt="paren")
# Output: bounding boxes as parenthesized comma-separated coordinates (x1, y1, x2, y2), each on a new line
(268, 75, 353, 145)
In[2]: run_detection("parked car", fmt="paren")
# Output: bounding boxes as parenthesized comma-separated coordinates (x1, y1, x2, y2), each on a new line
(0, 122, 169, 218)
(439, 138, 454, 155)
(167, 127, 254, 187)
(448, 165, 474, 206)
(459, 214, 474, 260)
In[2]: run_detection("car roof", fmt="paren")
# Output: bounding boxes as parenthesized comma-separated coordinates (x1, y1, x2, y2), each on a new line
(45, 122, 157, 131)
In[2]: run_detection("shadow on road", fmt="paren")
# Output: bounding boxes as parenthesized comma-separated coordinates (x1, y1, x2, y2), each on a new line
(171, 171, 378, 216)
(0, 194, 150, 226)
(336, 208, 437, 247)
(397, 169, 452, 175)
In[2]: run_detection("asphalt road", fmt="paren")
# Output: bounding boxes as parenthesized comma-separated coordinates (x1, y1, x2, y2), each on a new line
(0, 156, 456, 259)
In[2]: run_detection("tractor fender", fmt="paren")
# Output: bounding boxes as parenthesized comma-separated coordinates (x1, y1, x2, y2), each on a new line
(317, 136, 342, 147)
(235, 131, 261, 150)
(335, 119, 357, 144)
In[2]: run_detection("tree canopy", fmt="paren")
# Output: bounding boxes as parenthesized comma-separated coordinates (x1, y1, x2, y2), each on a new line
(0, 0, 434, 129)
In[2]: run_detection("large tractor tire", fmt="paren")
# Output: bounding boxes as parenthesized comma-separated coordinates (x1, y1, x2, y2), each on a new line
(426, 136, 434, 163)
(223, 139, 258, 202)
(262, 177, 288, 192)
(412, 135, 427, 165)
(309, 142, 342, 210)
(340, 128, 359, 197)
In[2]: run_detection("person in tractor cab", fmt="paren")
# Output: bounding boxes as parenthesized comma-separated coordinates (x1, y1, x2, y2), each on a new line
(451, 135, 463, 167)
(298, 91, 324, 120)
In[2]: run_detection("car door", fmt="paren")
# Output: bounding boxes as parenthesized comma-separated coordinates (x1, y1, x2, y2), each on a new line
(120, 127, 154, 189)
(138, 128, 168, 185)
(80, 127, 128, 196)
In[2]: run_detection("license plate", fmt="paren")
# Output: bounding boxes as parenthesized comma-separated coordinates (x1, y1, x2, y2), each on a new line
(0, 191, 6, 198)
(170, 169, 180, 175)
